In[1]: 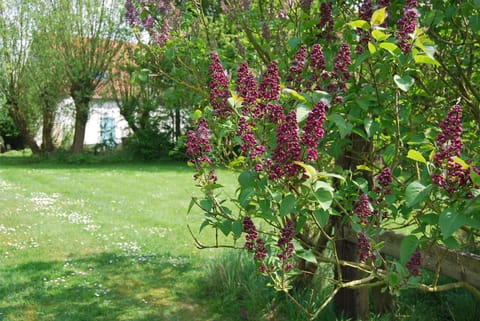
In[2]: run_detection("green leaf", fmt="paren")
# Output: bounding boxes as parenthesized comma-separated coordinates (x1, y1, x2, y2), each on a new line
(356, 164, 373, 172)
(442, 236, 460, 249)
(439, 208, 469, 240)
(296, 103, 311, 123)
(218, 219, 232, 236)
(294, 161, 317, 178)
(329, 113, 353, 138)
(383, 145, 396, 166)
(280, 194, 297, 216)
(232, 220, 243, 239)
(414, 55, 440, 66)
(371, 7, 387, 26)
(239, 187, 254, 208)
(453, 156, 469, 169)
(379, 42, 400, 56)
(348, 19, 370, 30)
(372, 29, 388, 41)
(368, 41, 377, 54)
(469, 15, 480, 32)
(228, 156, 245, 168)
(199, 198, 213, 211)
(405, 181, 431, 207)
(400, 235, 418, 265)
(394, 74, 415, 92)
(296, 249, 318, 264)
(314, 188, 333, 211)
(191, 109, 203, 121)
(283, 88, 307, 102)
(471, 168, 480, 186)
(313, 208, 330, 227)
(407, 149, 427, 164)
(238, 171, 255, 188)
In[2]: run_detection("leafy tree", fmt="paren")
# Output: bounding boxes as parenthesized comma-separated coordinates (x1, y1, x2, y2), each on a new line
(0, 0, 41, 153)
(49, 0, 127, 153)
(182, 1, 480, 320)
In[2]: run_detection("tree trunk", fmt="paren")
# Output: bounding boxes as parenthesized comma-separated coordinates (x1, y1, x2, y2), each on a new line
(7, 102, 40, 154)
(71, 98, 90, 154)
(175, 108, 181, 142)
(42, 108, 55, 153)
(333, 133, 374, 320)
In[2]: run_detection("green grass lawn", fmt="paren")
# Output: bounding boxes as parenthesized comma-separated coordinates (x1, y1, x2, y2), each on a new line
(1, 153, 478, 321)
(0, 154, 238, 321)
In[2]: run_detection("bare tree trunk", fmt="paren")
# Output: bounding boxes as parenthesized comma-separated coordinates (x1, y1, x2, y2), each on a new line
(42, 108, 55, 153)
(175, 108, 181, 142)
(71, 98, 90, 154)
(7, 101, 40, 154)
(333, 133, 374, 320)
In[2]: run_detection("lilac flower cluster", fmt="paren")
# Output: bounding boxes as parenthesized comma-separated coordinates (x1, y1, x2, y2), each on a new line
(236, 62, 258, 108)
(331, 43, 352, 94)
(317, 2, 335, 40)
(124, 0, 180, 46)
(277, 220, 296, 271)
(357, 232, 376, 263)
(124, 0, 139, 26)
(186, 118, 212, 165)
(258, 60, 280, 101)
(356, 0, 373, 54)
(209, 52, 232, 119)
(354, 193, 372, 225)
(300, 0, 313, 12)
(286, 45, 307, 84)
(431, 104, 471, 194)
(243, 217, 269, 272)
(373, 167, 392, 219)
(396, 0, 418, 54)
(270, 111, 302, 180)
(301, 101, 327, 161)
(237, 117, 266, 159)
(406, 250, 422, 276)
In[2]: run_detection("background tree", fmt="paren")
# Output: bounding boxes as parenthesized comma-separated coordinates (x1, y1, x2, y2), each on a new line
(50, 0, 127, 153)
(0, 0, 41, 153)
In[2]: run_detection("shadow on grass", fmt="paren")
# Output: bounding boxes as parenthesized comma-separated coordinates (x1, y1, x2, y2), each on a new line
(0, 252, 223, 321)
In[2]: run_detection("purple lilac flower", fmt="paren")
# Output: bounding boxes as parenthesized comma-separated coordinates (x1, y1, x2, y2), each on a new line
(377, 167, 392, 186)
(243, 216, 258, 250)
(300, 0, 312, 12)
(354, 193, 372, 225)
(277, 220, 295, 270)
(262, 22, 271, 42)
(258, 60, 280, 101)
(186, 118, 212, 165)
(209, 52, 232, 118)
(396, 0, 418, 54)
(301, 101, 327, 161)
(241, 0, 252, 10)
(306, 44, 327, 90)
(357, 232, 375, 263)
(432, 104, 471, 194)
(125, 0, 139, 26)
(287, 45, 307, 84)
(236, 62, 258, 108)
(318, 2, 335, 40)
(327, 43, 352, 100)
(243, 217, 268, 270)
(266, 103, 286, 124)
(356, 0, 373, 54)
(270, 111, 301, 180)
(406, 250, 422, 276)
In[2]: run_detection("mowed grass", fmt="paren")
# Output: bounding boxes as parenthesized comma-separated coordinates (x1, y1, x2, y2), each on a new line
(0, 154, 238, 321)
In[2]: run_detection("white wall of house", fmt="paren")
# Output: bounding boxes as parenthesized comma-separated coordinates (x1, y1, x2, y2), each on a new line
(86, 100, 130, 146)
(36, 97, 131, 148)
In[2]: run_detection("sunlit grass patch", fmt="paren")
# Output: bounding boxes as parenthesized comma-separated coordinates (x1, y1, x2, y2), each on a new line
(0, 157, 236, 320)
